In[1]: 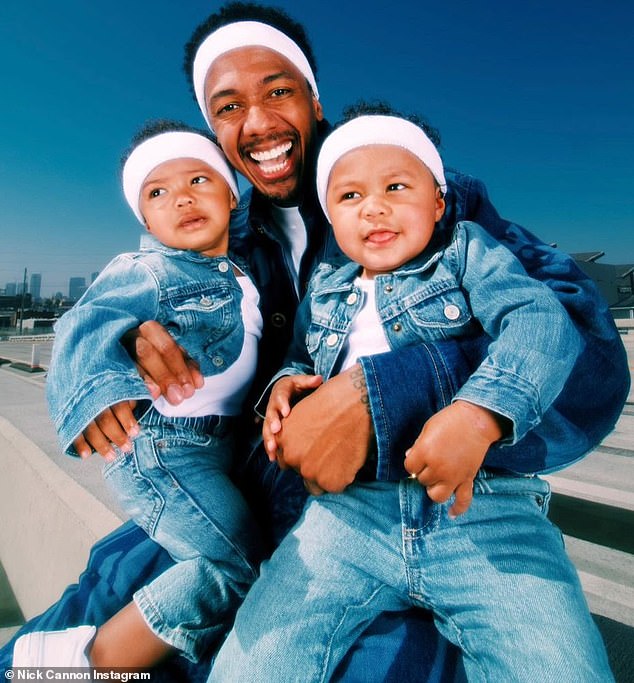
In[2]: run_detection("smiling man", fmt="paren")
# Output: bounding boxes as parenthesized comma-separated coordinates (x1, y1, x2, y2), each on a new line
(3, 2, 629, 681)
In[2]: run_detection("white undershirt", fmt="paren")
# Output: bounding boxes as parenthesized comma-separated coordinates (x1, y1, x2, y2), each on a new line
(339, 277, 390, 372)
(154, 274, 262, 417)
(269, 204, 307, 294)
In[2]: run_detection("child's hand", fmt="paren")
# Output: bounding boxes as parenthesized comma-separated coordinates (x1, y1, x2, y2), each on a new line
(263, 374, 323, 461)
(404, 400, 505, 517)
(72, 400, 139, 462)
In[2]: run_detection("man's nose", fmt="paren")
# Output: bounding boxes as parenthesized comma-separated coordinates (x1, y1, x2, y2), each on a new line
(243, 105, 277, 136)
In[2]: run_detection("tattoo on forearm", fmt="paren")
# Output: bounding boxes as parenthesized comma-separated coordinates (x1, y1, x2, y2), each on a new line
(350, 366, 371, 415)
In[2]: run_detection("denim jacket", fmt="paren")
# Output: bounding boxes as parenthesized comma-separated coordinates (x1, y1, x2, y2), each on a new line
(231, 123, 630, 477)
(270, 221, 581, 444)
(47, 234, 252, 456)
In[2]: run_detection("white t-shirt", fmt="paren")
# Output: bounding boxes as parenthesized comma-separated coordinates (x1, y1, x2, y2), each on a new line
(339, 277, 390, 371)
(154, 273, 262, 417)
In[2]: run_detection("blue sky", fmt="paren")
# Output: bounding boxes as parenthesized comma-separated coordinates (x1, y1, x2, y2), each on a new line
(1, 0, 632, 297)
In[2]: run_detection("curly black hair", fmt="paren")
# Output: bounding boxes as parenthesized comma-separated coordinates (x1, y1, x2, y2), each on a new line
(120, 119, 216, 170)
(183, 2, 318, 101)
(338, 100, 441, 149)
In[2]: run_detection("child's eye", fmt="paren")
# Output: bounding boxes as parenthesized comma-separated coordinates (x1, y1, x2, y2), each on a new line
(341, 191, 361, 201)
(192, 176, 208, 185)
(149, 188, 166, 198)
(387, 183, 406, 192)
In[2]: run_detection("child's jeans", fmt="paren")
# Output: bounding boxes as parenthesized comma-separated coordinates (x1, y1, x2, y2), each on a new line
(210, 472, 614, 682)
(103, 407, 260, 662)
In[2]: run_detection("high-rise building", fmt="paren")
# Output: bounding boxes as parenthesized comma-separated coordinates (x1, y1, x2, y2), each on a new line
(5, 283, 17, 296)
(29, 273, 42, 301)
(69, 277, 87, 301)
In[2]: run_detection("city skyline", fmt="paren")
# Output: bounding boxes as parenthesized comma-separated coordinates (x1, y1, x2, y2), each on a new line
(1, 1, 633, 294)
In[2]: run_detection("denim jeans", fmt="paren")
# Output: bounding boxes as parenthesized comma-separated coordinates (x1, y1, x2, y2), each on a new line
(103, 408, 260, 662)
(210, 472, 613, 682)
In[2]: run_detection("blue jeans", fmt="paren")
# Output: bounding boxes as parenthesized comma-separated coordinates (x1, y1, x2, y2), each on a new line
(210, 472, 613, 682)
(103, 408, 260, 662)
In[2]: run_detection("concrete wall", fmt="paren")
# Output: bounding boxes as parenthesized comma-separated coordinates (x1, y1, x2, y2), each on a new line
(0, 417, 121, 619)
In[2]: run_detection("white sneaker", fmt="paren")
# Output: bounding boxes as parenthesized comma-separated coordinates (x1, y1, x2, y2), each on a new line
(12, 625, 97, 667)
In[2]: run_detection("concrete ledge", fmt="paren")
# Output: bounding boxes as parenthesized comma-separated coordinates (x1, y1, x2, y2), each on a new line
(0, 417, 121, 619)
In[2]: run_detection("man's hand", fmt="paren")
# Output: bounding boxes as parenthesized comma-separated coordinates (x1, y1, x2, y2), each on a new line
(404, 400, 504, 517)
(73, 400, 139, 462)
(123, 321, 204, 405)
(263, 374, 323, 460)
(275, 364, 373, 495)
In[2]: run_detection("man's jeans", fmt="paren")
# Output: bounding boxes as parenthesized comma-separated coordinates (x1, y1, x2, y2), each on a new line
(211, 473, 613, 682)
(103, 408, 260, 662)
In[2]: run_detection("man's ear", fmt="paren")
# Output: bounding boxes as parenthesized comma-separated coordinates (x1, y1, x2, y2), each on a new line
(313, 97, 324, 122)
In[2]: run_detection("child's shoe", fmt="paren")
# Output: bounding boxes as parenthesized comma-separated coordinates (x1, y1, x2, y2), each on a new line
(12, 625, 96, 667)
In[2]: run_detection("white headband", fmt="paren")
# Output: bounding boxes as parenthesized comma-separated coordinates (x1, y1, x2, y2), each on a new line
(122, 131, 239, 224)
(193, 21, 319, 128)
(316, 115, 447, 220)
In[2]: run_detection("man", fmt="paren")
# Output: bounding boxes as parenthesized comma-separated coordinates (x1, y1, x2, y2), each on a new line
(3, 2, 628, 681)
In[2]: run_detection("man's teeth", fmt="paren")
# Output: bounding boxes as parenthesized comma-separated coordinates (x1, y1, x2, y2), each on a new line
(250, 142, 292, 162)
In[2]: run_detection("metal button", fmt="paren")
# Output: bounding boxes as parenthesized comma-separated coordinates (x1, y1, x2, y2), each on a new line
(200, 296, 213, 308)
(218, 261, 230, 273)
(392, 323, 402, 332)
(384, 284, 394, 293)
(326, 333, 339, 347)
(271, 312, 286, 328)
(346, 292, 358, 305)
(444, 304, 461, 320)
(212, 356, 225, 367)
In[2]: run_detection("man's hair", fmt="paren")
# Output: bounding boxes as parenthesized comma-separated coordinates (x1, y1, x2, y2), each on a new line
(120, 119, 216, 169)
(338, 100, 442, 148)
(183, 2, 318, 100)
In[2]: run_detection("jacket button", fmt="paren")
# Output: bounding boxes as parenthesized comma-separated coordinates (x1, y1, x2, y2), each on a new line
(346, 292, 358, 305)
(212, 356, 225, 367)
(200, 296, 213, 308)
(384, 284, 393, 293)
(326, 333, 338, 346)
(392, 323, 402, 332)
(444, 304, 461, 320)
(271, 312, 286, 328)
(218, 261, 229, 273)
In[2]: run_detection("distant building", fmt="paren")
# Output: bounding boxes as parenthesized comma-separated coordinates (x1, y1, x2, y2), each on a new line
(68, 277, 87, 301)
(29, 273, 42, 301)
(572, 252, 634, 318)
(91, 271, 99, 283)
(5, 283, 17, 296)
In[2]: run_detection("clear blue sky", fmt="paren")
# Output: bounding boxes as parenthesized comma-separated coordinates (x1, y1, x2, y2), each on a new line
(1, 0, 633, 297)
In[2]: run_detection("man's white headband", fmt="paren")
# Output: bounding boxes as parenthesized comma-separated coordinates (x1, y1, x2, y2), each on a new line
(193, 21, 319, 128)
(316, 115, 447, 220)
(122, 131, 239, 224)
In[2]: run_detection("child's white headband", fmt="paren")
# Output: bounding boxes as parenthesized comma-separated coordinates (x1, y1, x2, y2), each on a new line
(193, 21, 319, 128)
(122, 131, 240, 224)
(316, 115, 447, 220)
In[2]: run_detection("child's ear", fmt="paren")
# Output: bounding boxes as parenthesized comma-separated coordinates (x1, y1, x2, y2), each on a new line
(435, 194, 446, 222)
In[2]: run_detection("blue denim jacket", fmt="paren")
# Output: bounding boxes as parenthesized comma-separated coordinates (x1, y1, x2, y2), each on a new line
(269, 221, 581, 444)
(231, 124, 629, 477)
(47, 234, 251, 456)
